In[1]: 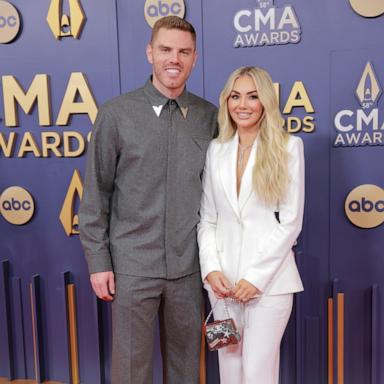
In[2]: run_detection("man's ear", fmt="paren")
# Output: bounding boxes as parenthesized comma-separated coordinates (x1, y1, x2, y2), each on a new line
(146, 43, 153, 64)
(192, 51, 198, 68)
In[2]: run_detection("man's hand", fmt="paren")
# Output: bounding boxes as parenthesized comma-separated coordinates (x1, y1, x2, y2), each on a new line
(90, 271, 115, 301)
(206, 271, 232, 299)
(231, 279, 261, 303)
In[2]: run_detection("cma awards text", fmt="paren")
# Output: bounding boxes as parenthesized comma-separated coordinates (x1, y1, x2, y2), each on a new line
(0, 73, 315, 159)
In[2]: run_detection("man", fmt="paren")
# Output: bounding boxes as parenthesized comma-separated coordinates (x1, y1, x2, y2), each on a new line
(79, 16, 217, 383)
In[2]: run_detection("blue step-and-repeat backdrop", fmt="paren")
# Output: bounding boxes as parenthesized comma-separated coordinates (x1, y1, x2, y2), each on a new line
(0, 1, 383, 383)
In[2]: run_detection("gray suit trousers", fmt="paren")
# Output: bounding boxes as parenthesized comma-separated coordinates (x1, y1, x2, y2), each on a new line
(111, 273, 203, 384)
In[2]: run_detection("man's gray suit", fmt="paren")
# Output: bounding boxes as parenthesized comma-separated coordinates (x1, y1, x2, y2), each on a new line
(79, 79, 217, 383)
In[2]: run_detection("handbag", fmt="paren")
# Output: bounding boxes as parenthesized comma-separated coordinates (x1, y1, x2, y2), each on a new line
(203, 299, 241, 351)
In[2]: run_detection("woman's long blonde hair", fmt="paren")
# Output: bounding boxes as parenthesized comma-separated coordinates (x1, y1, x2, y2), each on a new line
(218, 66, 290, 206)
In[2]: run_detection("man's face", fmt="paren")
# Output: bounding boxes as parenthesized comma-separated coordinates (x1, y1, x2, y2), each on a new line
(146, 28, 197, 98)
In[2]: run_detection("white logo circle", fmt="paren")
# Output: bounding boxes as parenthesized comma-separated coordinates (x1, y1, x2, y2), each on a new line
(345, 184, 384, 229)
(0, 1, 20, 44)
(144, 0, 185, 28)
(0, 186, 35, 225)
(349, 0, 384, 17)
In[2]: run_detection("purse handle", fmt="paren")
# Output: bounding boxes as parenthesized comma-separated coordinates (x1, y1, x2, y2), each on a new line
(204, 298, 231, 326)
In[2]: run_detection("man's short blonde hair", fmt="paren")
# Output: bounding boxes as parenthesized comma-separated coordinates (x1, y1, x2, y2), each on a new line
(151, 16, 196, 45)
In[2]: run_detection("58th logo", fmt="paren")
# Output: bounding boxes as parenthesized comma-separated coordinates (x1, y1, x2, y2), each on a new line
(233, 0, 301, 48)
(334, 62, 384, 147)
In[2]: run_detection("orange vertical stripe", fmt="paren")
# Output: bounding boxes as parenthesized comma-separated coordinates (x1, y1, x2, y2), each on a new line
(67, 284, 80, 384)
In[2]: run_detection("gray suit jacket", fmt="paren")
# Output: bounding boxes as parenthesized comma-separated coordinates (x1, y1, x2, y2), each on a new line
(79, 79, 217, 279)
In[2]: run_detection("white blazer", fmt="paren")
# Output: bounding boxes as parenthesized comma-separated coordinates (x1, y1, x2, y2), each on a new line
(198, 133, 304, 296)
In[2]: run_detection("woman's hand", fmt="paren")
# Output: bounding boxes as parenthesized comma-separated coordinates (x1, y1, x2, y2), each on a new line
(206, 271, 232, 299)
(231, 279, 261, 303)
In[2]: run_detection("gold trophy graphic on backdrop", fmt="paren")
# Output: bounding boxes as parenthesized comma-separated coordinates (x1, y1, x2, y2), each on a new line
(356, 62, 381, 108)
(60, 170, 83, 236)
(47, 0, 86, 39)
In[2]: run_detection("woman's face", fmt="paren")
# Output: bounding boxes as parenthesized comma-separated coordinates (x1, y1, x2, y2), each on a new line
(227, 75, 264, 132)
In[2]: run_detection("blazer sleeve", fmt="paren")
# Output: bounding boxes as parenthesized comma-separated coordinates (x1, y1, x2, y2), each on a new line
(197, 143, 222, 282)
(78, 105, 119, 274)
(243, 137, 305, 292)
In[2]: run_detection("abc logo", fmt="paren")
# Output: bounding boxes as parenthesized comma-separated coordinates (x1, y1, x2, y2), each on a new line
(0, 0, 21, 44)
(0, 186, 35, 225)
(349, 0, 384, 17)
(345, 184, 384, 229)
(144, 0, 185, 28)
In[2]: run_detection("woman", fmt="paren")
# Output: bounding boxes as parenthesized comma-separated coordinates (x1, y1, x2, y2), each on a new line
(198, 67, 304, 384)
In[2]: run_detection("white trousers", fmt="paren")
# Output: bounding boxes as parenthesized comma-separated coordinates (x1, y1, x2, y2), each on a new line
(208, 292, 293, 384)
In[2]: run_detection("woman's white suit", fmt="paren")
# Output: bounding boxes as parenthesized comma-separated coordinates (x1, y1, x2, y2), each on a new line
(198, 132, 305, 384)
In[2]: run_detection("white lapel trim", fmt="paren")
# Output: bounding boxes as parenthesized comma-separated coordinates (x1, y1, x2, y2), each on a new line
(180, 106, 188, 119)
(152, 105, 164, 117)
(219, 133, 241, 219)
(238, 138, 257, 212)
